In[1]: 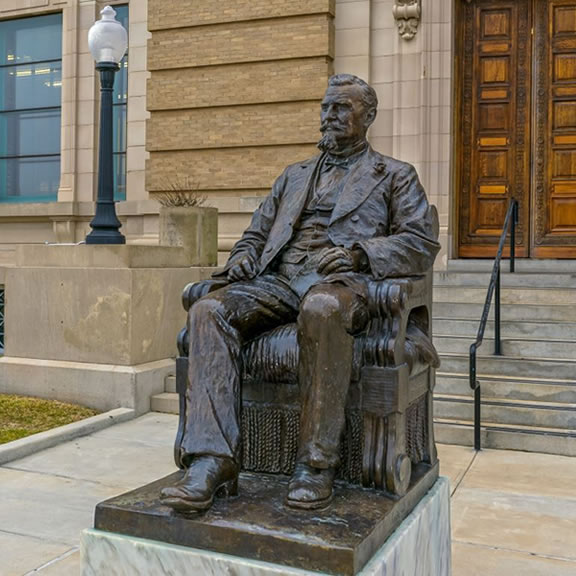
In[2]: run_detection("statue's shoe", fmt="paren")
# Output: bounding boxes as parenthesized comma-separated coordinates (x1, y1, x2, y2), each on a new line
(160, 455, 238, 512)
(285, 463, 335, 510)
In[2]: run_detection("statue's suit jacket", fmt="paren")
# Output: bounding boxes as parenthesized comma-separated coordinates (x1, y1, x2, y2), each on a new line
(221, 146, 440, 282)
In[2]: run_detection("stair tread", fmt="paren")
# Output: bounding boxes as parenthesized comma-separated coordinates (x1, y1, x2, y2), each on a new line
(434, 417, 576, 436)
(445, 259, 576, 272)
(435, 284, 576, 291)
(433, 302, 576, 322)
(434, 316, 576, 324)
(434, 393, 576, 410)
(439, 351, 576, 363)
(436, 371, 576, 386)
(435, 334, 576, 343)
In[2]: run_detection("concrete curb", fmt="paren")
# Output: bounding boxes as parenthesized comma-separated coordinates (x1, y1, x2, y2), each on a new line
(0, 407, 136, 465)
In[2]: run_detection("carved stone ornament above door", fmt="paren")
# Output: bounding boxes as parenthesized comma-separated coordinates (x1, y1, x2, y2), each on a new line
(392, 0, 422, 40)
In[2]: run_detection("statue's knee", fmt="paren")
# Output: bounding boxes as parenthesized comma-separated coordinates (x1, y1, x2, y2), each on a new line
(299, 289, 344, 323)
(188, 296, 225, 324)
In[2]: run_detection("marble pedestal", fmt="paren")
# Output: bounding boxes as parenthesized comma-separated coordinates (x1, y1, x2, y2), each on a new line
(81, 477, 451, 576)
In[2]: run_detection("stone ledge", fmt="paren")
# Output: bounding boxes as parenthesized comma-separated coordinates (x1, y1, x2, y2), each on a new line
(0, 408, 135, 466)
(0, 357, 175, 414)
(15, 244, 219, 269)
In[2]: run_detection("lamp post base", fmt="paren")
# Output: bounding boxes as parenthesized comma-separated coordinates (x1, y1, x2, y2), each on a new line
(85, 231, 126, 245)
(86, 201, 125, 244)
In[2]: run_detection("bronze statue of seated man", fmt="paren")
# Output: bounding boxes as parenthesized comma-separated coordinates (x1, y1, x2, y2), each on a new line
(160, 74, 440, 512)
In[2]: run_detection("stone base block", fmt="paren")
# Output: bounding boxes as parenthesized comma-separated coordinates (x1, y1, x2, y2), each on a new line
(7, 245, 215, 366)
(0, 356, 174, 414)
(81, 477, 451, 576)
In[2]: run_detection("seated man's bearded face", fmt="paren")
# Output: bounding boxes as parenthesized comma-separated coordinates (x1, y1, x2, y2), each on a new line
(318, 84, 372, 154)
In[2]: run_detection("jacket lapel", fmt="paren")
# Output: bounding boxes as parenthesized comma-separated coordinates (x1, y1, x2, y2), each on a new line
(283, 156, 321, 223)
(258, 156, 321, 272)
(330, 147, 387, 224)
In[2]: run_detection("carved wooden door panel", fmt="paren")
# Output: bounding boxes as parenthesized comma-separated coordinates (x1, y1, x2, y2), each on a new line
(532, 0, 576, 257)
(456, 0, 576, 258)
(456, 0, 532, 257)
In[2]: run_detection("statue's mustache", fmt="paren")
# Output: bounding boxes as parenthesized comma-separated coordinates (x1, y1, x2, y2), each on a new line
(320, 122, 346, 133)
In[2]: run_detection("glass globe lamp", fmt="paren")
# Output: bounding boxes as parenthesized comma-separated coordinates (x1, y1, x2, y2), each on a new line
(88, 6, 128, 64)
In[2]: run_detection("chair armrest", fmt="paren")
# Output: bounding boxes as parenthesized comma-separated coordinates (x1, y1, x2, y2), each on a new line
(365, 275, 431, 367)
(177, 279, 229, 356)
(181, 278, 230, 311)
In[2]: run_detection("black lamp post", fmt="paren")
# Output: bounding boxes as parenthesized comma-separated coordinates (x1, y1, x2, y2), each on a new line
(86, 6, 128, 244)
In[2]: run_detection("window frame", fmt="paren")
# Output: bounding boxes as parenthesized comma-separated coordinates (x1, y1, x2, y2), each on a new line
(0, 12, 63, 203)
(112, 4, 128, 202)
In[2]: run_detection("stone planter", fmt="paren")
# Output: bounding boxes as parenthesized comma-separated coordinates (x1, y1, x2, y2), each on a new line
(159, 206, 218, 266)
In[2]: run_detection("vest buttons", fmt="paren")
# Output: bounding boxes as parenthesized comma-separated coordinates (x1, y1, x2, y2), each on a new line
(351, 215, 360, 222)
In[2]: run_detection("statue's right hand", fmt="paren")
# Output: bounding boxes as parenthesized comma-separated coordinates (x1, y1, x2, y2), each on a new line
(227, 255, 258, 282)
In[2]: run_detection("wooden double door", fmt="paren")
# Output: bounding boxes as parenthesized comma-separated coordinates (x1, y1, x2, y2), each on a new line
(456, 0, 576, 258)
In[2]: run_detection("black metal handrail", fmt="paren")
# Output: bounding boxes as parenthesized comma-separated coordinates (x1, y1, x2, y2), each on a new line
(469, 199, 518, 451)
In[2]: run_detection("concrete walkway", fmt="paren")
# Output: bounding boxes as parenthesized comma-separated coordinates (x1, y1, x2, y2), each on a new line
(1, 413, 575, 575)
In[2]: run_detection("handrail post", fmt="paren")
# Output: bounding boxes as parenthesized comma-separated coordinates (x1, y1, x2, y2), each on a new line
(470, 346, 481, 451)
(494, 266, 501, 355)
(510, 200, 517, 273)
(474, 385, 481, 451)
(469, 198, 516, 454)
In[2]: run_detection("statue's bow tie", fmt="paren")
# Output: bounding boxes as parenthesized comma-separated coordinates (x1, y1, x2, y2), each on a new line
(324, 156, 350, 169)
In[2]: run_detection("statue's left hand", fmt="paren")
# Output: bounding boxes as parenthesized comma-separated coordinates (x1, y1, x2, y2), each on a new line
(316, 246, 370, 275)
(227, 254, 258, 282)
(316, 247, 355, 275)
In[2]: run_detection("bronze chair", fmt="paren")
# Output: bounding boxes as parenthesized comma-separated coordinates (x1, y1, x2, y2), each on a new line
(173, 211, 439, 497)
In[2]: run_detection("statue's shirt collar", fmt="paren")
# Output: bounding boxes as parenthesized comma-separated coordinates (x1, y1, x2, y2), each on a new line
(323, 141, 369, 170)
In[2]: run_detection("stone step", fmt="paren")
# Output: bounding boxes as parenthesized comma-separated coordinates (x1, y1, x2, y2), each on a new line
(433, 302, 576, 322)
(156, 387, 576, 428)
(439, 352, 576, 380)
(500, 338, 576, 359)
(445, 259, 576, 273)
(434, 318, 576, 340)
(151, 392, 179, 415)
(433, 335, 576, 359)
(165, 375, 176, 393)
(434, 419, 576, 457)
(434, 394, 576, 430)
(435, 270, 576, 288)
(153, 391, 576, 455)
(159, 374, 576, 411)
(434, 285, 576, 306)
(435, 373, 576, 404)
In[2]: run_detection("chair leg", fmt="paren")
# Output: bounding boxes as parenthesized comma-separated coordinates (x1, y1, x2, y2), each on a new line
(362, 415, 376, 487)
(173, 356, 188, 469)
(385, 413, 411, 497)
(362, 414, 388, 489)
(362, 413, 411, 496)
(425, 372, 438, 465)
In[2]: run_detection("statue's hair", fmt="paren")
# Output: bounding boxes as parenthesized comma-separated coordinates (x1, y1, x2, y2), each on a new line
(328, 74, 378, 119)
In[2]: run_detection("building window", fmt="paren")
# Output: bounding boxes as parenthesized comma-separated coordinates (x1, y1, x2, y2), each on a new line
(113, 5, 128, 201)
(0, 14, 62, 203)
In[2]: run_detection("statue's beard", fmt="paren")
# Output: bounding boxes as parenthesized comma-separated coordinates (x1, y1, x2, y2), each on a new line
(317, 131, 340, 153)
(318, 125, 366, 155)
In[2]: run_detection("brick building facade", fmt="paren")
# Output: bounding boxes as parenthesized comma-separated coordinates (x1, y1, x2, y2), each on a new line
(0, 0, 450, 267)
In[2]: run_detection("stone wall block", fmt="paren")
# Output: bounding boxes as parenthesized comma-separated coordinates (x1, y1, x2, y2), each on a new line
(148, 15, 333, 70)
(158, 206, 218, 267)
(148, 0, 334, 30)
